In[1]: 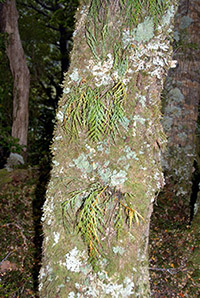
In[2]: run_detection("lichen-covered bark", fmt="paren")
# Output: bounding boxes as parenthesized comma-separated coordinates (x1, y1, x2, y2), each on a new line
(39, 1, 177, 297)
(162, 0, 200, 219)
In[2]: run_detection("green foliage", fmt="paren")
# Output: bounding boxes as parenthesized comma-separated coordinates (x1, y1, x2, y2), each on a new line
(62, 182, 144, 267)
(88, 0, 169, 28)
(85, 26, 99, 61)
(63, 81, 126, 141)
(113, 43, 130, 78)
(85, 0, 170, 65)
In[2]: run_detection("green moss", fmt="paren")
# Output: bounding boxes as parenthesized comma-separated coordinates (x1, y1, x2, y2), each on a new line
(0, 169, 12, 188)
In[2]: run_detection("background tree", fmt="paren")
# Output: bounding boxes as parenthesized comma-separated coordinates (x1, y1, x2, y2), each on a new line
(0, 0, 30, 151)
(161, 0, 200, 222)
(18, 0, 79, 164)
(39, 0, 178, 296)
(0, 0, 79, 164)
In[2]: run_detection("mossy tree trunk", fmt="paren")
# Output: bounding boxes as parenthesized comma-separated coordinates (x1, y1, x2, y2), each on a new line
(162, 0, 200, 221)
(39, 1, 178, 296)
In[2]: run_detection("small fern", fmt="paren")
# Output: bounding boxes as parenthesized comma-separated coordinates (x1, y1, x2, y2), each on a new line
(62, 182, 144, 267)
(62, 183, 108, 265)
(63, 81, 126, 141)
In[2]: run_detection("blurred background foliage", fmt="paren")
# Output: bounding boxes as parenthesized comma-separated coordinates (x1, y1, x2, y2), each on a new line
(0, 0, 79, 166)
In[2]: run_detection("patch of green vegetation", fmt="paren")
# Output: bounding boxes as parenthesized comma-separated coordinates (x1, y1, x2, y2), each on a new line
(63, 81, 126, 142)
(62, 181, 144, 268)
(0, 168, 39, 297)
(0, 169, 12, 189)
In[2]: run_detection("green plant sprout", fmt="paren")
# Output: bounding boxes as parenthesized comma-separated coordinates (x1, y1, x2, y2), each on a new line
(63, 81, 126, 141)
(62, 182, 144, 267)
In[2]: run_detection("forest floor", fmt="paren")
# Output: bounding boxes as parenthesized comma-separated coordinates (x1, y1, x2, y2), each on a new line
(149, 183, 200, 297)
(0, 167, 199, 297)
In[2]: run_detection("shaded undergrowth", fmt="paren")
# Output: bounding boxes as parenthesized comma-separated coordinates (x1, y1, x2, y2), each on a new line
(149, 183, 200, 297)
(0, 167, 39, 297)
(0, 156, 51, 297)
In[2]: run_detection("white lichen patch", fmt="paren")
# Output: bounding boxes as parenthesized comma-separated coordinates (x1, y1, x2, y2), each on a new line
(64, 247, 86, 273)
(63, 87, 71, 94)
(77, 271, 135, 297)
(133, 115, 146, 125)
(87, 54, 113, 87)
(52, 231, 60, 246)
(56, 111, 64, 122)
(68, 292, 76, 298)
(41, 195, 55, 223)
(69, 68, 81, 83)
(52, 160, 60, 167)
(55, 135, 63, 141)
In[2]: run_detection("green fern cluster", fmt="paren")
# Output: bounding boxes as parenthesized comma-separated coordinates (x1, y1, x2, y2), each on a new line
(62, 182, 144, 267)
(63, 81, 126, 141)
(86, 0, 169, 64)
(88, 0, 169, 27)
(122, 0, 169, 27)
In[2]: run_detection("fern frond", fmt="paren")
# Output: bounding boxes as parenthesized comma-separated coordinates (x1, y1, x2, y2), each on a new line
(114, 205, 124, 239)
(62, 182, 108, 266)
(63, 82, 126, 141)
(62, 182, 144, 268)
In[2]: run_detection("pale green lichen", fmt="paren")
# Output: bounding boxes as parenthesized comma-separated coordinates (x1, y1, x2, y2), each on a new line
(161, 5, 175, 26)
(168, 87, 185, 102)
(69, 68, 81, 83)
(179, 16, 193, 30)
(138, 95, 146, 108)
(133, 17, 154, 42)
(112, 246, 125, 255)
(132, 115, 146, 125)
(97, 167, 112, 184)
(73, 153, 92, 173)
(110, 170, 127, 187)
(120, 116, 130, 131)
(68, 291, 75, 298)
(124, 146, 139, 160)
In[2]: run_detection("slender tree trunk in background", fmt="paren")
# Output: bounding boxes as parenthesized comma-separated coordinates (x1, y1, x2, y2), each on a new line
(162, 0, 200, 221)
(39, 1, 177, 296)
(0, 0, 30, 150)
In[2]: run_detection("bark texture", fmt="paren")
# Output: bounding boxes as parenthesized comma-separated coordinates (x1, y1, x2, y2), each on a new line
(162, 0, 200, 220)
(39, 1, 177, 296)
(0, 0, 30, 148)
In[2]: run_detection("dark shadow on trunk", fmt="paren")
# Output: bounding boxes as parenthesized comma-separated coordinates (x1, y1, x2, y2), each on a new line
(32, 155, 52, 296)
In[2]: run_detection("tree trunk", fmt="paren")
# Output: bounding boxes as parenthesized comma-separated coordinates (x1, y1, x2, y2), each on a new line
(162, 0, 200, 221)
(39, 1, 178, 296)
(0, 0, 30, 149)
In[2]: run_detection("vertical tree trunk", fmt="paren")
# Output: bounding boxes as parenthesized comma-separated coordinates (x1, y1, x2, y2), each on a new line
(0, 0, 30, 149)
(162, 0, 200, 220)
(39, 1, 177, 296)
